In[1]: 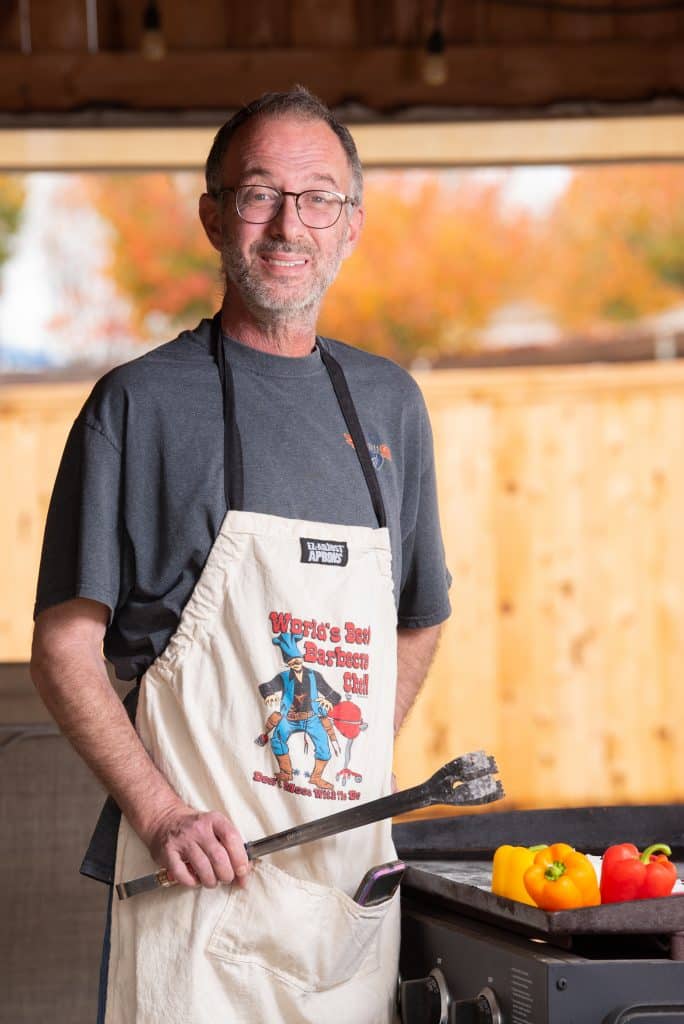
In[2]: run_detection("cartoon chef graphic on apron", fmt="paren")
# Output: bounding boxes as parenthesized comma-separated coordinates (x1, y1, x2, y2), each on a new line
(103, 317, 400, 1023)
(256, 632, 342, 789)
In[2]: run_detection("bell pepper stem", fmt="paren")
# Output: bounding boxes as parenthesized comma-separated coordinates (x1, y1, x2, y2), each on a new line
(544, 861, 567, 882)
(640, 843, 672, 863)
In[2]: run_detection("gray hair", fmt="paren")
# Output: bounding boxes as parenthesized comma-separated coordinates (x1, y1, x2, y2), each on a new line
(205, 86, 363, 205)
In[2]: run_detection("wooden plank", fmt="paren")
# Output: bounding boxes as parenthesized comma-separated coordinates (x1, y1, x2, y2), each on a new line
(97, 0, 232, 53)
(355, 0, 394, 46)
(391, 0, 431, 45)
(226, 1, 291, 47)
(97, 0, 144, 51)
(96, 0, 129, 51)
(0, 382, 88, 659)
(591, 397, 647, 802)
(551, 0, 615, 42)
(0, 412, 15, 655)
(3, 116, 684, 172)
(2, 41, 684, 113)
(490, 402, 544, 804)
(444, 0, 481, 44)
(613, 0, 684, 40)
(656, 394, 684, 793)
(483, 0, 550, 44)
(290, 0, 356, 47)
(29, 0, 86, 52)
(0, 0, 21, 52)
(394, 401, 500, 788)
(158, 0, 228, 51)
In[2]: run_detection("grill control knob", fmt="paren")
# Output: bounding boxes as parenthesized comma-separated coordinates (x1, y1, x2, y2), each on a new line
(400, 967, 450, 1024)
(449, 987, 503, 1024)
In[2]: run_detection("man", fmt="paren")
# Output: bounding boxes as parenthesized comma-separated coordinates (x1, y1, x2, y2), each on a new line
(31, 88, 451, 1023)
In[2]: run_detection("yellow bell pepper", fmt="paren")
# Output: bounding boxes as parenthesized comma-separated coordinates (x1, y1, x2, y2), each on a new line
(491, 844, 546, 905)
(523, 843, 600, 911)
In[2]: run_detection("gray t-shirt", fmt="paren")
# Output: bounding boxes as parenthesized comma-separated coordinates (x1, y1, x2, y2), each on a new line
(35, 317, 451, 682)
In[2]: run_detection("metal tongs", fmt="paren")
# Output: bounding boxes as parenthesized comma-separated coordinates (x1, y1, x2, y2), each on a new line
(116, 750, 503, 900)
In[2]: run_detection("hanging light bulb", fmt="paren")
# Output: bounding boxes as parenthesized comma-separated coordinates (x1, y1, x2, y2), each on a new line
(141, 0, 166, 60)
(422, 0, 448, 86)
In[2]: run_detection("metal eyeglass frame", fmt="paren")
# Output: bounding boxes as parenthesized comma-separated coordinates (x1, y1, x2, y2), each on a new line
(213, 185, 357, 229)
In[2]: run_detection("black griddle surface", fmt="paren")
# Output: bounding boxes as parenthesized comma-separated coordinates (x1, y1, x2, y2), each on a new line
(405, 859, 684, 938)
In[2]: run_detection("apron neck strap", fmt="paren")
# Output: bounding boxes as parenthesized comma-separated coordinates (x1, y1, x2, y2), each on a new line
(317, 344, 387, 530)
(212, 313, 387, 530)
(213, 313, 245, 512)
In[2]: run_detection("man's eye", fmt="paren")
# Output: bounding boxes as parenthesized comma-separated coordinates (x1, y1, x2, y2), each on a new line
(243, 188, 274, 203)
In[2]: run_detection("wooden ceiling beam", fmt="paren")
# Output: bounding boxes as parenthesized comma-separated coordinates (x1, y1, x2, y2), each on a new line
(1, 43, 684, 114)
(2, 117, 684, 172)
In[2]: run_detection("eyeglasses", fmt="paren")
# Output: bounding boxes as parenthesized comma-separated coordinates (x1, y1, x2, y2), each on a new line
(214, 185, 356, 229)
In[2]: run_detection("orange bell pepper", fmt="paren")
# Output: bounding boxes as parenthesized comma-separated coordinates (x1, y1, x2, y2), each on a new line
(524, 843, 600, 911)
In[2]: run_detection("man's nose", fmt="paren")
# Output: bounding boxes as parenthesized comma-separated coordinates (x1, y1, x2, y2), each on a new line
(268, 193, 303, 237)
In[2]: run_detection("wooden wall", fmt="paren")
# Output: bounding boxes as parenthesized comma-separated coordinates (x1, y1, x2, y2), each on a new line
(399, 361, 684, 808)
(4, 362, 684, 809)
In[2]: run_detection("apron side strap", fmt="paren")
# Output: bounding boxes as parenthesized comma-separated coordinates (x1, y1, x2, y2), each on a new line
(318, 345, 387, 530)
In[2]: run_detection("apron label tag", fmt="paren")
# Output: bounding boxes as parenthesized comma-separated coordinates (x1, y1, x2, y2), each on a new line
(300, 538, 349, 567)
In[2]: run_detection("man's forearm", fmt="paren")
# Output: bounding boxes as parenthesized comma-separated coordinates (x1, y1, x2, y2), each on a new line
(394, 623, 442, 736)
(31, 628, 183, 846)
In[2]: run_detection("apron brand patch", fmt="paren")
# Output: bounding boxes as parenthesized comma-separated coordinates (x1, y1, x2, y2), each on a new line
(300, 538, 349, 567)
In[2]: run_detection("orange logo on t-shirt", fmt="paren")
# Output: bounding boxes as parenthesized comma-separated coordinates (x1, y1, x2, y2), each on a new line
(343, 433, 393, 469)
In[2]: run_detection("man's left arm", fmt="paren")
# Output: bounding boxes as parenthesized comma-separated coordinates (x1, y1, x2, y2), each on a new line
(394, 623, 442, 736)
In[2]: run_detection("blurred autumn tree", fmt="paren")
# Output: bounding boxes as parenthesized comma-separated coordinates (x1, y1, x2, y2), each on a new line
(319, 173, 535, 361)
(84, 164, 684, 361)
(87, 173, 219, 337)
(0, 175, 26, 271)
(535, 165, 684, 333)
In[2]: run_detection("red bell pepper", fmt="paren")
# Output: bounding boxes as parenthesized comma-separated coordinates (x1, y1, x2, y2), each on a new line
(600, 843, 678, 903)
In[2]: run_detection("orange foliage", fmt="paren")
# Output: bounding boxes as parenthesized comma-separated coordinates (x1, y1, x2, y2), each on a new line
(536, 165, 684, 332)
(86, 173, 220, 337)
(320, 172, 535, 361)
(81, 164, 684, 360)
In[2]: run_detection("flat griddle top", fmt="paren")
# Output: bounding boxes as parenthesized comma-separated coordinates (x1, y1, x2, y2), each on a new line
(404, 858, 684, 939)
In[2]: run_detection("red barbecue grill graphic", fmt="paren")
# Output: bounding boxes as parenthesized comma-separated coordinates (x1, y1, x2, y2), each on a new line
(330, 700, 367, 785)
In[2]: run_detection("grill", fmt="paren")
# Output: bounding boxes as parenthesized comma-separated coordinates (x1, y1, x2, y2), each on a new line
(392, 805, 684, 1024)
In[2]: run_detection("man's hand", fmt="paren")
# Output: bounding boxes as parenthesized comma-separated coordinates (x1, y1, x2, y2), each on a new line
(145, 803, 251, 889)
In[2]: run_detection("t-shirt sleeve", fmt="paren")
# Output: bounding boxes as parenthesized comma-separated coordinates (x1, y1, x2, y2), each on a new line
(397, 391, 452, 630)
(34, 411, 123, 623)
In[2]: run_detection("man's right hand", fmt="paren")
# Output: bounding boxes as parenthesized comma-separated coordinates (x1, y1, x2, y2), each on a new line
(145, 803, 251, 889)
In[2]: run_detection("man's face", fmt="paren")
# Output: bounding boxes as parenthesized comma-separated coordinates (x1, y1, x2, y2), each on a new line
(207, 115, 363, 322)
(287, 657, 304, 673)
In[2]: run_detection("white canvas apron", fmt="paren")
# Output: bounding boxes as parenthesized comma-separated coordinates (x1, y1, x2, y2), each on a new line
(104, 319, 400, 1023)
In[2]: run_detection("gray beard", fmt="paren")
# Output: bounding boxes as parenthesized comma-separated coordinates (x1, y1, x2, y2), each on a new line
(220, 237, 346, 325)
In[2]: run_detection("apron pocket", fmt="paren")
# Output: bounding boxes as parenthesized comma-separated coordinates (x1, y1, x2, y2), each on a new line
(206, 860, 394, 993)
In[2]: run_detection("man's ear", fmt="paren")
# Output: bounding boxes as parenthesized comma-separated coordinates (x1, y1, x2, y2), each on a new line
(199, 192, 223, 253)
